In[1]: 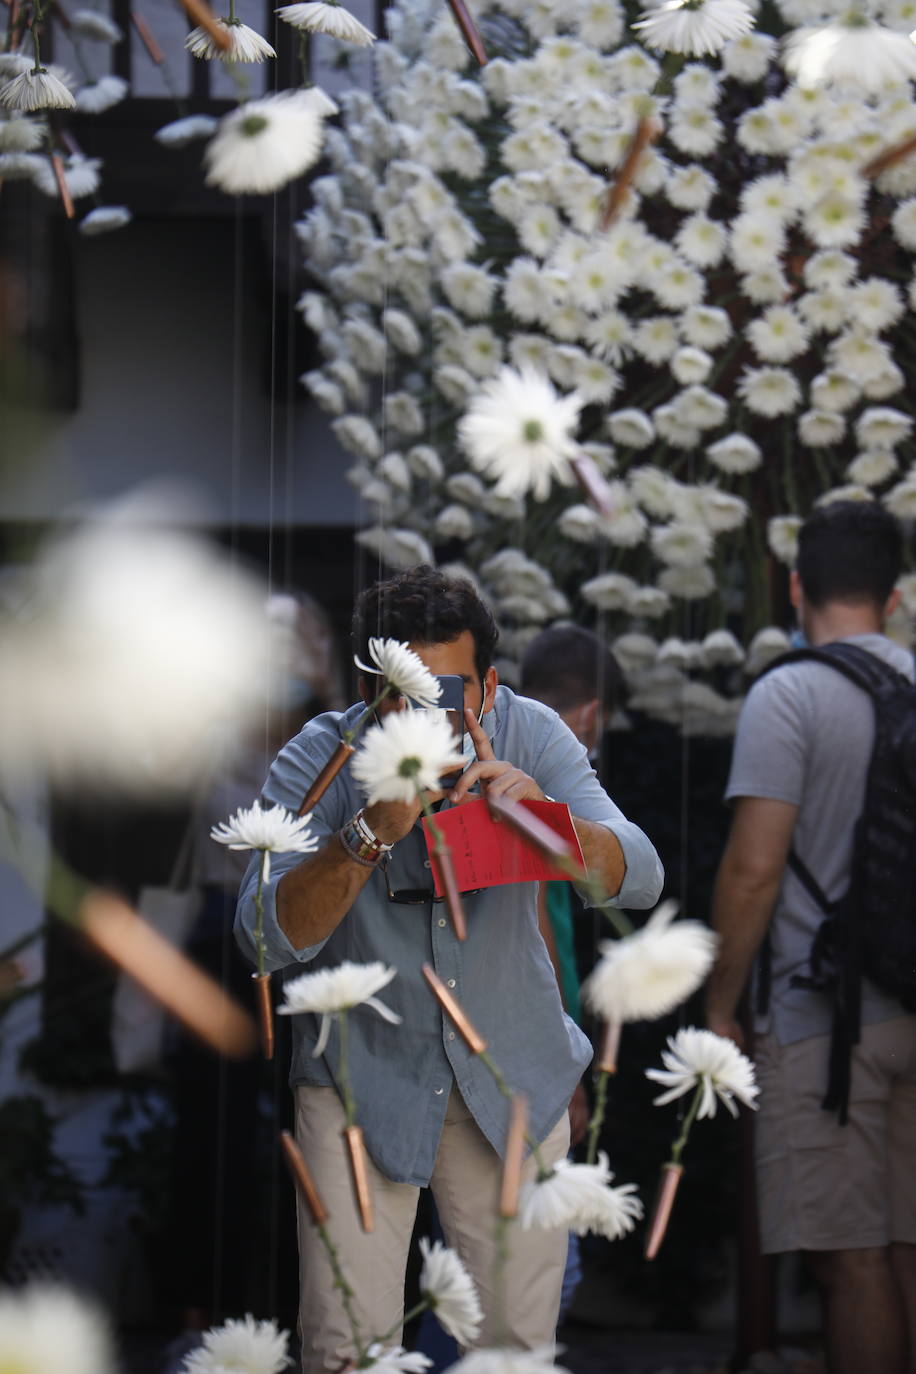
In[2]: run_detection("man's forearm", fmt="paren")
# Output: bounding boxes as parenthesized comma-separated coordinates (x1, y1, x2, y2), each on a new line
(573, 816, 626, 900)
(276, 838, 375, 951)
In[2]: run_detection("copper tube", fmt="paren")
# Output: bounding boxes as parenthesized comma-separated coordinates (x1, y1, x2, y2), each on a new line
(178, 0, 231, 51)
(499, 1093, 528, 1218)
(487, 794, 585, 883)
(50, 154, 75, 219)
(252, 972, 274, 1061)
(644, 1161, 684, 1261)
(280, 1129, 329, 1226)
(421, 963, 488, 1055)
(431, 845, 467, 941)
(863, 132, 916, 180)
(300, 741, 355, 816)
(343, 1125, 374, 1232)
(80, 889, 257, 1058)
(570, 451, 615, 521)
(596, 1018, 621, 1075)
(445, 0, 487, 65)
(131, 10, 165, 63)
(601, 116, 661, 230)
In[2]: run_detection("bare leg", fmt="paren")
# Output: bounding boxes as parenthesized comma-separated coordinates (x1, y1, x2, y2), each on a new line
(806, 1247, 906, 1374)
(890, 1242, 916, 1374)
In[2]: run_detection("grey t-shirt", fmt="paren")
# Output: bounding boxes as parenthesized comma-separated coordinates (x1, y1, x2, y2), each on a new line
(726, 633, 912, 1045)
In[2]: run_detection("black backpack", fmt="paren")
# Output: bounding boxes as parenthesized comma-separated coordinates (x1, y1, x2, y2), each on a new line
(755, 641, 916, 1123)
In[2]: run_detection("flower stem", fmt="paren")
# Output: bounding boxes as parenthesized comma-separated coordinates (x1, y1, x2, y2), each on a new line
(253, 850, 267, 978)
(336, 1009, 357, 1128)
(491, 1213, 511, 1346)
(479, 1048, 549, 1177)
(376, 1297, 429, 1345)
(317, 1219, 366, 1361)
(585, 1068, 609, 1166)
(669, 1081, 704, 1166)
(298, 30, 310, 86)
(343, 684, 395, 745)
(599, 903, 634, 938)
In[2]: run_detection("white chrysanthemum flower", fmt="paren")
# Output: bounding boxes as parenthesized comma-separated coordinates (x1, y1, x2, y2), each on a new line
(706, 433, 762, 475)
(847, 278, 904, 333)
(633, 0, 754, 56)
(583, 900, 717, 1023)
(651, 259, 704, 310)
(278, 961, 401, 1055)
(633, 316, 680, 364)
(658, 564, 716, 600)
(885, 477, 916, 519)
(418, 1239, 483, 1346)
(204, 91, 323, 195)
(856, 406, 913, 450)
(784, 17, 916, 93)
(355, 526, 434, 570)
(671, 346, 713, 386)
(829, 330, 893, 383)
(0, 1284, 116, 1374)
(698, 487, 748, 533)
(155, 114, 218, 147)
(802, 193, 866, 249)
(892, 198, 916, 251)
(581, 572, 639, 611)
(722, 29, 776, 81)
(457, 366, 583, 502)
(647, 1026, 758, 1119)
(654, 403, 700, 451)
(608, 408, 654, 449)
(612, 633, 660, 673)
(817, 484, 873, 507)
(0, 52, 34, 78)
(675, 212, 727, 268)
(847, 450, 898, 487)
(210, 802, 317, 883)
(333, 415, 382, 460)
(519, 1151, 642, 1241)
(72, 8, 123, 40)
(354, 638, 442, 708)
(798, 409, 845, 448)
(363, 1344, 432, 1374)
(863, 360, 906, 401)
(630, 465, 678, 519)
(435, 504, 474, 541)
(551, 502, 597, 542)
(79, 205, 132, 236)
(666, 163, 716, 211)
(681, 305, 731, 350)
(381, 309, 422, 356)
(276, 0, 375, 43)
(730, 213, 786, 271)
(652, 522, 714, 569)
(745, 625, 791, 675)
(0, 68, 76, 111)
(746, 306, 809, 364)
(810, 370, 859, 413)
(186, 17, 276, 60)
(0, 495, 272, 796)
(797, 288, 848, 333)
(896, 571, 916, 615)
(740, 267, 790, 305)
(407, 446, 444, 483)
(740, 173, 796, 223)
(676, 385, 728, 431)
(447, 1348, 569, 1374)
(350, 708, 464, 806)
(75, 74, 128, 112)
(384, 391, 425, 437)
(182, 1314, 290, 1374)
(585, 312, 632, 366)
(31, 152, 101, 199)
(803, 249, 856, 290)
(738, 366, 802, 417)
(669, 104, 724, 157)
(441, 264, 497, 319)
(0, 114, 43, 151)
(767, 515, 801, 566)
(703, 628, 745, 667)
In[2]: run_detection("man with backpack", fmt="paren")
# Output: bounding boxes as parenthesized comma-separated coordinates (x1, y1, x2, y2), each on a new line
(705, 500, 916, 1374)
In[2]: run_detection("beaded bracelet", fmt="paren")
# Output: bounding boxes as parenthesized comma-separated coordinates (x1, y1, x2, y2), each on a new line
(337, 809, 392, 867)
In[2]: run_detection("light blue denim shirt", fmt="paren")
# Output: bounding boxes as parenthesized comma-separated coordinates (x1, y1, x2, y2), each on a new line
(235, 686, 663, 1185)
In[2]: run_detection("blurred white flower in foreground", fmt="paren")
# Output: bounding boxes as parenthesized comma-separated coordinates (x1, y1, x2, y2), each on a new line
(155, 114, 219, 146)
(583, 900, 718, 1023)
(419, 1238, 483, 1346)
(210, 802, 317, 882)
(205, 91, 325, 195)
(447, 1351, 570, 1374)
(186, 18, 276, 60)
(350, 709, 464, 804)
(0, 68, 75, 110)
(634, 0, 754, 57)
(72, 8, 123, 40)
(457, 366, 583, 501)
(180, 1313, 289, 1374)
(0, 495, 272, 795)
(363, 1345, 432, 1374)
(276, 0, 375, 44)
(519, 1153, 642, 1241)
(0, 1284, 116, 1374)
(647, 1027, 759, 1118)
(354, 637, 442, 708)
(79, 205, 132, 236)
(278, 960, 401, 1056)
(784, 17, 916, 92)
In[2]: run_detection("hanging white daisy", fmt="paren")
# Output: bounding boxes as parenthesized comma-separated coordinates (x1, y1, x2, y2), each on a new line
(276, 0, 375, 44)
(784, 16, 916, 92)
(211, 801, 317, 882)
(418, 1239, 483, 1346)
(362, 1345, 432, 1374)
(681, 306, 732, 350)
(446, 1349, 569, 1374)
(0, 1284, 116, 1374)
(186, 17, 276, 61)
(652, 522, 714, 569)
(676, 385, 728, 431)
(457, 366, 583, 501)
(675, 212, 727, 268)
(647, 1026, 758, 1119)
(204, 91, 323, 195)
(885, 477, 916, 520)
(856, 407, 913, 450)
(703, 629, 745, 667)
(633, 0, 754, 57)
(802, 193, 866, 250)
(583, 900, 717, 1023)
(767, 515, 802, 566)
(829, 330, 893, 384)
(810, 370, 859, 413)
(581, 572, 639, 611)
(79, 205, 132, 236)
(746, 306, 810, 364)
(670, 347, 713, 387)
(72, 8, 123, 40)
(519, 1152, 642, 1241)
(182, 1315, 289, 1374)
(863, 362, 905, 401)
(721, 30, 776, 80)
(847, 450, 899, 487)
(737, 366, 802, 417)
(0, 68, 76, 111)
(803, 249, 856, 290)
(75, 74, 128, 112)
(355, 526, 435, 570)
(607, 408, 655, 449)
(332, 416, 383, 461)
(350, 709, 464, 805)
(658, 564, 716, 600)
(797, 289, 849, 334)
(798, 409, 845, 448)
(353, 638, 442, 708)
(0, 115, 44, 151)
(31, 152, 101, 200)
(278, 961, 401, 1055)
(706, 433, 762, 475)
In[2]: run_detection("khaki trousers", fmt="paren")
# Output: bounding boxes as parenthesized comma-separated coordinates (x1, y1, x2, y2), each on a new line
(294, 1082, 570, 1374)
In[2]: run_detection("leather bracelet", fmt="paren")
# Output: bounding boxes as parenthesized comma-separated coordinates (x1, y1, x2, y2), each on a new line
(338, 822, 383, 868)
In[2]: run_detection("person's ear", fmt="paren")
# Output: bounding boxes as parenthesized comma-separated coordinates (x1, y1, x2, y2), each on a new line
(580, 697, 600, 746)
(482, 665, 498, 713)
(885, 586, 902, 620)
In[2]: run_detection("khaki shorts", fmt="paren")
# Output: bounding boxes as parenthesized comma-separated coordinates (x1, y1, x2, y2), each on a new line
(754, 1015, 916, 1254)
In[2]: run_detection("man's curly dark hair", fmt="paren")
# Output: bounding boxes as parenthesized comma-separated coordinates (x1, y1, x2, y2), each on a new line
(352, 566, 499, 683)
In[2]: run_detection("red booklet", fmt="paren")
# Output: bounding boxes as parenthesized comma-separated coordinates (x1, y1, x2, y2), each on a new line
(421, 798, 585, 896)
